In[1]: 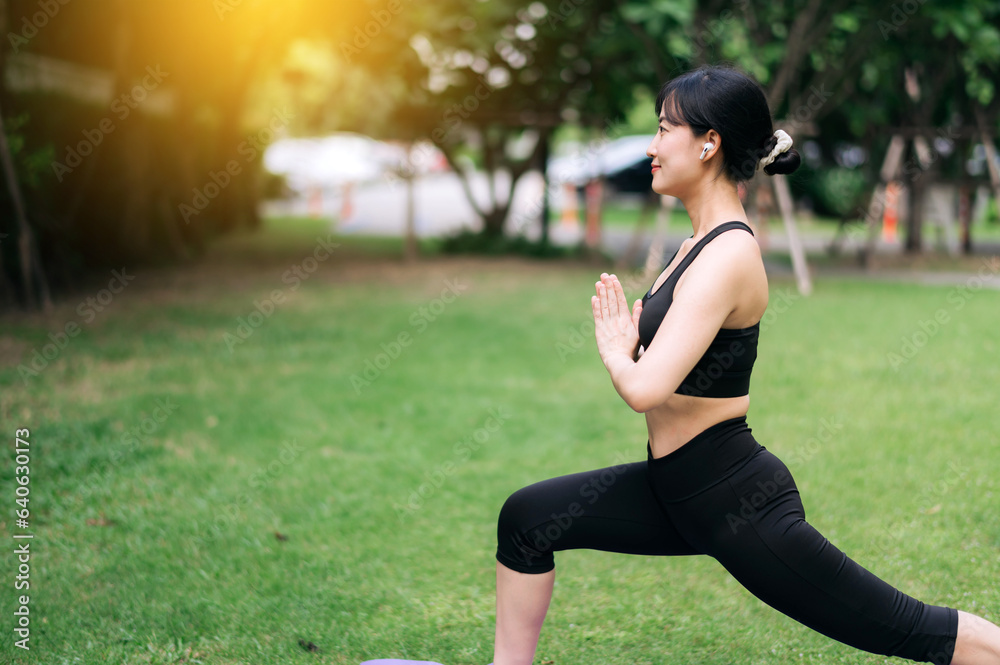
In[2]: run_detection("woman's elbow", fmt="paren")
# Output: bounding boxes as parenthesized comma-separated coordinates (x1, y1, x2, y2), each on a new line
(628, 398, 653, 413)
(623, 385, 671, 413)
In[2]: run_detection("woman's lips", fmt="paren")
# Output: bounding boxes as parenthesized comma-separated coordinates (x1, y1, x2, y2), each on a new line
(651, 165, 660, 173)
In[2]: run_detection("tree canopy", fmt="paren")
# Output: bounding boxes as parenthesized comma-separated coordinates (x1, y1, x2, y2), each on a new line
(1, 0, 997, 309)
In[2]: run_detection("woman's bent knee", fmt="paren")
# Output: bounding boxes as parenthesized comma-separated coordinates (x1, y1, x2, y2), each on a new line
(495, 482, 575, 575)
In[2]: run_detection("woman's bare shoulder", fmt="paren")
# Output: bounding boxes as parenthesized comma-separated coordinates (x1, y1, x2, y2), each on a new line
(680, 227, 763, 285)
(674, 227, 767, 319)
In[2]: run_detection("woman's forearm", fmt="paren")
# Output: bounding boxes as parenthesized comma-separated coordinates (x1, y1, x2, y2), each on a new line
(603, 350, 649, 412)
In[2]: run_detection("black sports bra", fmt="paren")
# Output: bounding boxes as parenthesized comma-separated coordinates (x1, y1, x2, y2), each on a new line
(637, 221, 759, 398)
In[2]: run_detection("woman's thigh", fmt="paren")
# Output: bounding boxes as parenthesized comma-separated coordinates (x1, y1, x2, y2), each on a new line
(496, 460, 699, 574)
(676, 447, 957, 662)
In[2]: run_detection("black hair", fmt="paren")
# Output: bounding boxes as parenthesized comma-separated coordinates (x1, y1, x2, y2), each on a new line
(655, 65, 800, 182)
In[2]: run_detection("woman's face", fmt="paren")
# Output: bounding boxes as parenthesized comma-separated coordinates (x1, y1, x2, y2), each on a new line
(646, 102, 718, 197)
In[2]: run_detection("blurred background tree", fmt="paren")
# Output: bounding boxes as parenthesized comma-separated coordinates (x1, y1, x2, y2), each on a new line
(1, 0, 997, 309)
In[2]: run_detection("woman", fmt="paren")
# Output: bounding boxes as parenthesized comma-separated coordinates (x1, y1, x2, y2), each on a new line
(493, 66, 1000, 665)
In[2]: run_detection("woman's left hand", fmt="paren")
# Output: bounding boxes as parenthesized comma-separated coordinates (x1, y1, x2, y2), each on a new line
(592, 273, 642, 364)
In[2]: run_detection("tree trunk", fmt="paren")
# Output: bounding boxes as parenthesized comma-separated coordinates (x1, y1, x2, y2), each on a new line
(958, 181, 972, 255)
(974, 106, 1000, 228)
(173, 80, 208, 255)
(0, 0, 20, 307)
(0, 109, 51, 310)
(404, 143, 418, 260)
(483, 208, 507, 237)
(0, 0, 8, 108)
(906, 168, 924, 254)
(772, 175, 812, 295)
(538, 131, 551, 248)
(65, 0, 132, 259)
(211, 27, 270, 234)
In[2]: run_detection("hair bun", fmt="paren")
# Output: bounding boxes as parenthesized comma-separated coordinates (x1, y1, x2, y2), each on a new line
(763, 148, 801, 176)
(761, 134, 779, 156)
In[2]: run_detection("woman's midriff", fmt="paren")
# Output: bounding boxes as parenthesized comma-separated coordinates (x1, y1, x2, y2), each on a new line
(645, 393, 750, 459)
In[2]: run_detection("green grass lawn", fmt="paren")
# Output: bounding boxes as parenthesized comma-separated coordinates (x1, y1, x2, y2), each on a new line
(1, 216, 998, 665)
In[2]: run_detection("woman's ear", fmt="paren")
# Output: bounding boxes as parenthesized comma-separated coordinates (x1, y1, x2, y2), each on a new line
(705, 129, 722, 158)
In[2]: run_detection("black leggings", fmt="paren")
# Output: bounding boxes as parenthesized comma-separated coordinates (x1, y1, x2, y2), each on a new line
(496, 416, 959, 664)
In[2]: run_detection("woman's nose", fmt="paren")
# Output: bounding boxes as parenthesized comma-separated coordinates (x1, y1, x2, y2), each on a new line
(646, 138, 656, 158)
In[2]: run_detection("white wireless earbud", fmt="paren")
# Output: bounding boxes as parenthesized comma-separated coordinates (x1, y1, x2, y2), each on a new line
(699, 143, 714, 160)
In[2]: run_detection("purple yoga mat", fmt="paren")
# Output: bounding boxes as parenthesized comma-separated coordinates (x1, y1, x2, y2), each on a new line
(361, 658, 493, 665)
(359, 661, 445, 665)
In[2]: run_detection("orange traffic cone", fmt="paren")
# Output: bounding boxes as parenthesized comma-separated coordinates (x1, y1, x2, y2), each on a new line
(882, 181, 899, 242)
(560, 183, 579, 228)
(340, 181, 355, 223)
(308, 186, 323, 219)
(584, 179, 603, 248)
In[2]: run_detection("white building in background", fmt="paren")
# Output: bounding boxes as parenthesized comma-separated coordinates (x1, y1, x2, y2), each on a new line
(263, 133, 449, 193)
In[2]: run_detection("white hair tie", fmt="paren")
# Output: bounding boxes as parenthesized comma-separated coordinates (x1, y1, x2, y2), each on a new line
(757, 129, 793, 172)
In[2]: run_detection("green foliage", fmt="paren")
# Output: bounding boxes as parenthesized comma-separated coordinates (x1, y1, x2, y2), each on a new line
(5, 0, 998, 294)
(440, 228, 584, 258)
(2, 113, 54, 189)
(800, 165, 870, 220)
(986, 197, 999, 226)
(615, 87, 661, 137)
(925, 1, 1000, 105)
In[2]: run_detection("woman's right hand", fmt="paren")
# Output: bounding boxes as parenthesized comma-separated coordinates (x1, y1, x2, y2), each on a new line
(592, 273, 642, 366)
